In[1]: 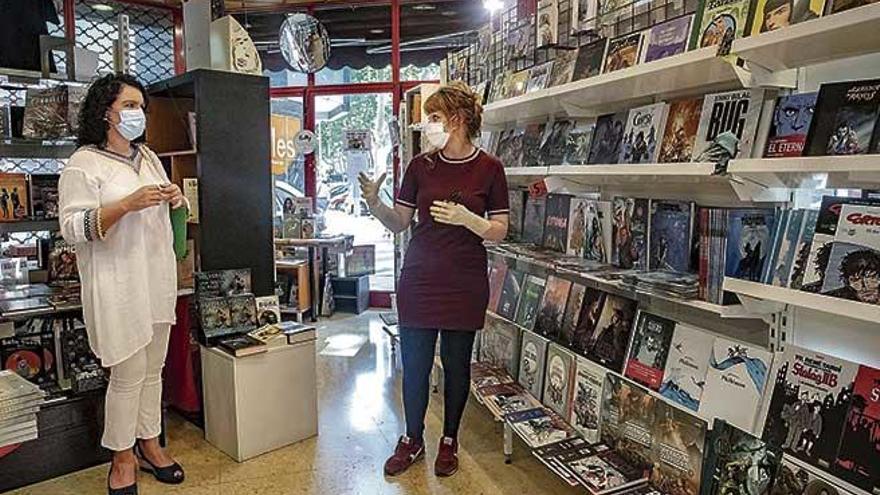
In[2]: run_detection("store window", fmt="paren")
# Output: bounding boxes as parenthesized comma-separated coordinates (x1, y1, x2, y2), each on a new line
(270, 96, 306, 235)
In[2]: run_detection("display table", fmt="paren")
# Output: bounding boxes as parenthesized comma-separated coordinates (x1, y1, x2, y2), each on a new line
(276, 236, 352, 321)
(200, 329, 318, 462)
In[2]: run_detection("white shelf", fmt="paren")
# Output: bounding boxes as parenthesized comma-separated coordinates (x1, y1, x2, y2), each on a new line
(483, 47, 737, 125)
(546, 163, 724, 185)
(505, 167, 549, 177)
(723, 277, 880, 324)
(732, 3, 880, 71)
(728, 155, 880, 189)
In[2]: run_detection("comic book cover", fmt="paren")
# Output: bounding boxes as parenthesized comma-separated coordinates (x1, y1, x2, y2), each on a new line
(619, 102, 669, 164)
(690, 0, 752, 49)
(509, 407, 574, 449)
(500, 127, 526, 168)
(801, 196, 880, 293)
(570, 287, 606, 354)
(585, 199, 607, 262)
(481, 313, 523, 377)
(543, 194, 572, 252)
(764, 93, 819, 158)
(549, 48, 580, 87)
(650, 200, 695, 273)
(772, 457, 856, 495)
(535, 275, 573, 340)
(761, 345, 858, 471)
(805, 79, 880, 156)
(523, 195, 548, 245)
(527, 61, 554, 94)
(518, 331, 550, 399)
(508, 189, 526, 241)
(770, 209, 806, 287)
(560, 283, 586, 346)
(704, 419, 783, 495)
(515, 275, 548, 330)
(227, 294, 257, 329)
(750, 0, 825, 35)
(828, 0, 879, 14)
(566, 450, 647, 494)
(508, 70, 531, 98)
(764, 209, 791, 284)
(660, 323, 715, 412)
(725, 209, 776, 283)
(642, 14, 694, 63)
(613, 197, 651, 269)
(603, 32, 643, 73)
(694, 89, 766, 160)
(498, 269, 525, 320)
(0, 174, 29, 221)
(651, 399, 709, 495)
(832, 364, 880, 492)
(699, 338, 774, 433)
(572, 39, 608, 81)
(659, 97, 704, 163)
(584, 294, 638, 373)
(625, 311, 676, 391)
(568, 197, 590, 257)
(523, 123, 548, 166)
(601, 373, 659, 469)
(571, 0, 599, 32)
(599, 201, 614, 264)
(488, 258, 509, 312)
(588, 111, 628, 164)
(820, 204, 880, 305)
(565, 120, 595, 165)
(543, 343, 576, 417)
(570, 355, 607, 443)
(789, 210, 819, 290)
(540, 120, 574, 166)
(509, 19, 533, 60)
(537, 0, 560, 48)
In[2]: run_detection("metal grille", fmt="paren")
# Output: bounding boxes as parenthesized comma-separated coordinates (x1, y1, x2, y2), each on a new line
(74, 0, 175, 85)
(0, 159, 67, 175)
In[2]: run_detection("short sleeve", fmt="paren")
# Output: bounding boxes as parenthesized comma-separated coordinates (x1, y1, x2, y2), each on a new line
(396, 159, 418, 209)
(486, 161, 510, 216)
(58, 167, 101, 244)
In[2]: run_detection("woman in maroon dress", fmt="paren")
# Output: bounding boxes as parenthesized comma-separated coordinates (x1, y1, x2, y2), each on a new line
(359, 82, 509, 477)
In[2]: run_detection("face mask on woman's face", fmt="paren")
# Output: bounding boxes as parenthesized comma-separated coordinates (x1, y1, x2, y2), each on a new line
(424, 121, 451, 149)
(114, 108, 147, 141)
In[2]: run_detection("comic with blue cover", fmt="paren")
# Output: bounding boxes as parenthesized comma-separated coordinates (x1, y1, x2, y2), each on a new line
(725, 209, 776, 283)
(649, 200, 694, 272)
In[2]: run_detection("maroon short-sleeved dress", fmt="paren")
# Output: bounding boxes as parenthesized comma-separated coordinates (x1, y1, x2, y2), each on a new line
(395, 148, 510, 331)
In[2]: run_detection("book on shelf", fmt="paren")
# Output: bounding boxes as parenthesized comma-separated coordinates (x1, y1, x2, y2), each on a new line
(182, 178, 199, 223)
(613, 197, 650, 270)
(564, 120, 595, 165)
(527, 62, 554, 94)
(642, 15, 694, 64)
(217, 334, 268, 358)
(487, 258, 508, 312)
(625, 311, 676, 391)
(227, 294, 257, 328)
(523, 195, 547, 245)
(603, 32, 644, 74)
(773, 457, 857, 495)
(515, 275, 547, 330)
(570, 0, 598, 33)
(584, 294, 637, 373)
(568, 197, 590, 258)
(506, 406, 573, 448)
(539, 120, 574, 166)
(536, 0, 560, 48)
(788, 209, 819, 290)
(559, 282, 587, 348)
(601, 374, 660, 468)
(770, 209, 807, 287)
(0, 173, 29, 222)
(573, 39, 608, 82)
(659, 322, 715, 412)
(522, 123, 547, 166)
(619, 102, 669, 164)
(542, 342, 576, 418)
(507, 190, 526, 242)
(699, 337, 774, 434)
(584, 199, 608, 263)
(749, 0, 825, 35)
(764, 93, 819, 158)
(588, 112, 628, 165)
(827, 0, 876, 14)
(535, 275, 572, 340)
(805, 78, 880, 156)
(507, 70, 531, 98)
(548, 48, 579, 87)
(565, 447, 650, 495)
(533, 436, 593, 486)
(478, 381, 540, 418)
(726, 208, 777, 285)
(703, 419, 783, 495)
(497, 269, 525, 321)
(570, 287, 607, 355)
(543, 194, 572, 253)
(651, 398, 709, 495)
(518, 330, 550, 400)
(694, 89, 765, 161)
(570, 355, 607, 443)
(255, 295, 281, 325)
(832, 364, 880, 492)
(246, 323, 284, 345)
(658, 97, 704, 163)
(28, 174, 59, 220)
(818, 204, 880, 305)
(480, 313, 522, 378)
(649, 200, 695, 273)
(690, 0, 752, 49)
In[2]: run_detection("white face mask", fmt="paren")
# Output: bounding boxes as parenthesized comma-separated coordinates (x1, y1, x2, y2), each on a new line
(424, 122, 450, 150)
(114, 108, 146, 141)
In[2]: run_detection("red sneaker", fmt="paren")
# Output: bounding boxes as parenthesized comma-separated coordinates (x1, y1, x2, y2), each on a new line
(434, 437, 459, 477)
(384, 436, 425, 476)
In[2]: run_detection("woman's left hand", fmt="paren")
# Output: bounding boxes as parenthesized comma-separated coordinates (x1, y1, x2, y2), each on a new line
(159, 183, 185, 209)
(430, 201, 474, 226)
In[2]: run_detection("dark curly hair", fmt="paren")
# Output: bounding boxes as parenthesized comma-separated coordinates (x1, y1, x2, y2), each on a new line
(77, 73, 148, 147)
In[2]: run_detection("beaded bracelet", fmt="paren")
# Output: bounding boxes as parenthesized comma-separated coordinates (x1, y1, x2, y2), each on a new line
(96, 207, 106, 240)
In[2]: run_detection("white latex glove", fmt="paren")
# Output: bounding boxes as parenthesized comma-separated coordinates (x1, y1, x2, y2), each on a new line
(430, 200, 490, 234)
(358, 172, 386, 209)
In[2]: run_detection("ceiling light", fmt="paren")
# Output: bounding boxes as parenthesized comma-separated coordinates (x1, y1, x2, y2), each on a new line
(370, 29, 384, 34)
(411, 3, 436, 10)
(483, 0, 505, 12)
(441, 10, 457, 16)
(91, 3, 114, 11)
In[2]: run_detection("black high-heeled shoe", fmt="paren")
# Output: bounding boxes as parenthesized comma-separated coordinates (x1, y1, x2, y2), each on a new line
(107, 472, 137, 495)
(134, 443, 185, 485)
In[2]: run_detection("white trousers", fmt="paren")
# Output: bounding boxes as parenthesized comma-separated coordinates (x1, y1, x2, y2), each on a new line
(102, 324, 171, 451)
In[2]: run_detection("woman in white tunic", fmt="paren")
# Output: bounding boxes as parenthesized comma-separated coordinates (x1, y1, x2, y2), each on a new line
(59, 74, 187, 495)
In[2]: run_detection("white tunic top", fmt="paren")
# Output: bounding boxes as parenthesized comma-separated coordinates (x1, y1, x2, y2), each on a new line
(59, 145, 178, 367)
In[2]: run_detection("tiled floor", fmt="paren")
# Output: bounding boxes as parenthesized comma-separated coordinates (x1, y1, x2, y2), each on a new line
(7, 312, 578, 495)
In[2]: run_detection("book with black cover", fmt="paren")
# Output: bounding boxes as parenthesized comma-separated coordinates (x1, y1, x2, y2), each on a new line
(625, 311, 676, 391)
(584, 294, 637, 373)
(588, 112, 628, 164)
(543, 194, 572, 252)
(227, 294, 257, 329)
(523, 123, 548, 166)
(573, 39, 608, 81)
(805, 79, 880, 156)
(619, 102, 669, 164)
(497, 269, 525, 320)
(28, 174, 59, 220)
(565, 120, 595, 165)
(566, 449, 650, 494)
(613, 197, 650, 270)
(515, 275, 547, 330)
(523, 195, 547, 245)
(535, 275, 572, 340)
(833, 364, 880, 492)
(571, 287, 607, 355)
(508, 189, 526, 241)
(540, 120, 574, 166)
(650, 200, 695, 273)
(560, 283, 586, 346)
(218, 334, 267, 357)
(704, 419, 782, 495)
(195, 269, 252, 299)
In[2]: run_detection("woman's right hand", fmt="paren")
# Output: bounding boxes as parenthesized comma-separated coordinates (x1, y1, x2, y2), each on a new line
(122, 185, 165, 212)
(358, 172, 386, 209)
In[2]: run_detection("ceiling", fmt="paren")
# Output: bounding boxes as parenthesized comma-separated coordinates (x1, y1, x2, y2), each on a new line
(226, 0, 492, 71)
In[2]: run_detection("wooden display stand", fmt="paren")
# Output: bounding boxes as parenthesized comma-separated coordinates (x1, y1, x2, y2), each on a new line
(199, 329, 318, 462)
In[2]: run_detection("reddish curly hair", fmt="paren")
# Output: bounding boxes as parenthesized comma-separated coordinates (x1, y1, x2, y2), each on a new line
(423, 81, 483, 138)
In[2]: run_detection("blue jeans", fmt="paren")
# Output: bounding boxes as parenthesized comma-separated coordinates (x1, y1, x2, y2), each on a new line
(399, 327, 477, 441)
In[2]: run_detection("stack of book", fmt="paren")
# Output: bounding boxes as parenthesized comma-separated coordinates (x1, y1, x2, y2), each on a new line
(0, 370, 45, 448)
(619, 271, 699, 299)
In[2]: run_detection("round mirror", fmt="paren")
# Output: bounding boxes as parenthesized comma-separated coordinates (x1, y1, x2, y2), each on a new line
(279, 13, 330, 73)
